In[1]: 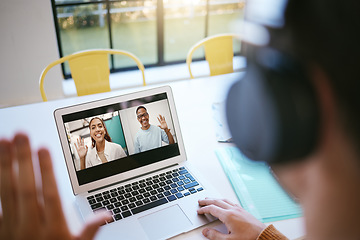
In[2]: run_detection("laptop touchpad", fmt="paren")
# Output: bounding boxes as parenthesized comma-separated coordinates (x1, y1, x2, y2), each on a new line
(138, 205, 193, 240)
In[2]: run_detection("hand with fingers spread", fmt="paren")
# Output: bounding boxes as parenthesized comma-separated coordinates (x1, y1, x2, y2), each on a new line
(0, 133, 111, 240)
(198, 198, 266, 240)
(157, 114, 175, 144)
(157, 114, 169, 131)
(74, 137, 88, 170)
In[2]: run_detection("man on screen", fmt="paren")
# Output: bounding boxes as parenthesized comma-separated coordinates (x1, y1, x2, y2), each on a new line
(134, 106, 175, 153)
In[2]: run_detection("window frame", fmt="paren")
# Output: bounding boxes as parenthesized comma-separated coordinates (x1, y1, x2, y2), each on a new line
(51, 0, 241, 79)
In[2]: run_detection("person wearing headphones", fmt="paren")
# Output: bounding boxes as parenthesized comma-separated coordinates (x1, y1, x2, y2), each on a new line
(197, 0, 360, 239)
(1, 0, 360, 239)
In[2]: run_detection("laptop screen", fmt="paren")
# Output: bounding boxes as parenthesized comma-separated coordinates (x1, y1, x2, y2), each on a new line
(61, 93, 180, 185)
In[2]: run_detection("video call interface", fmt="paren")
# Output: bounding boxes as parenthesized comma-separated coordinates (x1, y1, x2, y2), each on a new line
(62, 93, 180, 185)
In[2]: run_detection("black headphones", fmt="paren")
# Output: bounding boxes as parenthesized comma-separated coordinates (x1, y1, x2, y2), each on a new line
(226, 30, 320, 164)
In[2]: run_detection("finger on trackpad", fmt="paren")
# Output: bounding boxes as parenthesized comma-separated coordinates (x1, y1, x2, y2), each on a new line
(138, 205, 193, 240)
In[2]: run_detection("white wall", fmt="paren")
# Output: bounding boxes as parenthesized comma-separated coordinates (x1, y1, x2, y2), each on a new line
(0, 0, 64, 108)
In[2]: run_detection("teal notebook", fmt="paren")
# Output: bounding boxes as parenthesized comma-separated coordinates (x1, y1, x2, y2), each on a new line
(216, 147, 302, 223)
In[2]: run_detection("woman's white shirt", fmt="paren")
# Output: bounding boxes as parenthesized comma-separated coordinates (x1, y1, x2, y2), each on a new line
(85, 140, 126, 168)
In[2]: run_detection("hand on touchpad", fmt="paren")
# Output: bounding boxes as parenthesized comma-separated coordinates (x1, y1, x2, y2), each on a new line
(138, 205, 193, 240)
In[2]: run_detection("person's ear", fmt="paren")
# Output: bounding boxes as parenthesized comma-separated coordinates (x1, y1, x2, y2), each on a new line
(310, 64, 337, 146)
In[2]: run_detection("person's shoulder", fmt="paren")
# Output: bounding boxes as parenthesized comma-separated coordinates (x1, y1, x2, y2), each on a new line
(86, 144, 96, 160)
(135, 128, 143, 137)
(106, 140, 125, 153)
(151, 124, 162, 132)
(106, 140, 121, 148)
(88, 144, 96, 152)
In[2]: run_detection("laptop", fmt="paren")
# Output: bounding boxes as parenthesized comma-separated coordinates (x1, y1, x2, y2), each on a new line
(54, 86, 220, 240)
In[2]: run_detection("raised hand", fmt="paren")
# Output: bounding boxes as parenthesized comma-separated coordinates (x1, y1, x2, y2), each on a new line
(75, 137, 88, 159)
(197, 198, 266, 240)
(157, 114, 169, 131)
(0, 133, 111, 240)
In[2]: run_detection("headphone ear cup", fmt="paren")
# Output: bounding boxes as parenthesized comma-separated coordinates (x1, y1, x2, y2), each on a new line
(226, 50, 320, 163)
(226, 63, 280, 162)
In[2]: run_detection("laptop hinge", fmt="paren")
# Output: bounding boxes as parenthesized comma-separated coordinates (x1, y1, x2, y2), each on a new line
(88, 163, 179, 193)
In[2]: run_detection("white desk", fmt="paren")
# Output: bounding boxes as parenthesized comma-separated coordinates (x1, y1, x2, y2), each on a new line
(0, 73, 304, 239)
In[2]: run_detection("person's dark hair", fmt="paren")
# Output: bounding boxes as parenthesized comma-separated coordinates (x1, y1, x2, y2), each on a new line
(89, 117, 112, 148)
(136, 106, 147, 115)
(284, 0, 360, 150)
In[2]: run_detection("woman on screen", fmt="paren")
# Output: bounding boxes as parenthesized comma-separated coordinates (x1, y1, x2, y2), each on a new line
(75, 117, 126, 170)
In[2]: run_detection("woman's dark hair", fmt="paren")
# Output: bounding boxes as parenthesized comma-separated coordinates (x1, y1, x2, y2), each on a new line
(89, 117, 112, 148)
(136, 106, 147, 115)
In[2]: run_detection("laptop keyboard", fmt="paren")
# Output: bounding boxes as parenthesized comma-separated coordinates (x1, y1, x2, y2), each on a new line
(87, 167, 204, 223)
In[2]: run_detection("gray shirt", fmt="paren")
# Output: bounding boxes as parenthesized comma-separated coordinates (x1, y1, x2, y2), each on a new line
(134, 125, 169, 153)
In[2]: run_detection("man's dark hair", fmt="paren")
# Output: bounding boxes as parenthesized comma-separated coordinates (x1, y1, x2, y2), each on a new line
(285, 0, 360, 149)
(136, 106, 147, 115)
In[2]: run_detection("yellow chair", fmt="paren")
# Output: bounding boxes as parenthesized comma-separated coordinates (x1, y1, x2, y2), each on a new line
(186, 34, 241, 79)
(39, 49, 146, 101)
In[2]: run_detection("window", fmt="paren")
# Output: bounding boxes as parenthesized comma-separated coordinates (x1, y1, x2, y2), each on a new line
(52, 0, 245, 78)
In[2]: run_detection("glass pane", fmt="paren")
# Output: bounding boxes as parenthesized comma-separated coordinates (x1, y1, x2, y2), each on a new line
(111, 0, 157, 68)
(164, 0, 207, 62)
(208, 0, 245, 53)
(57, 4, 110, 75)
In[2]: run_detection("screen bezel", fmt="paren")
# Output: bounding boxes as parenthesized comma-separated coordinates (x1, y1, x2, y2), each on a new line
(54, 86, 186, 195)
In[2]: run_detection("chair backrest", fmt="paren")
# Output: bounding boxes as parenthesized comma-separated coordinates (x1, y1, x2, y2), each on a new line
(39, 49, 146, 101)
(186, 34, 241, 79)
